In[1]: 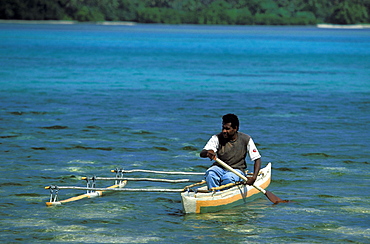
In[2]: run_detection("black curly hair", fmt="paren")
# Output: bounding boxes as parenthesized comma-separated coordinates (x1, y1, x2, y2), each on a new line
(222, 114, 239, 130)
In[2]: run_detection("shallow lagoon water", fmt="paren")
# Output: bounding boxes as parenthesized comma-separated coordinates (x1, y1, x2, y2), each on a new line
(0, 23, 369, 243)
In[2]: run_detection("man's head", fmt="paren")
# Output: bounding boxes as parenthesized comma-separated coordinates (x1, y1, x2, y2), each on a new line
(222, 114, 239, 130)
(221, 114, 239, 140)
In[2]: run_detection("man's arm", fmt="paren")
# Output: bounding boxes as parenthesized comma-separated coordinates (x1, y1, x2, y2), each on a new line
(200, 135, 218, 160)
(200, 149, 215, 160)
(246, 158, 261, 185)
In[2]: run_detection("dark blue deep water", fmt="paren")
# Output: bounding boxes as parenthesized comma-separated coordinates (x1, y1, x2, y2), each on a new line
(0, 23, 369, 243)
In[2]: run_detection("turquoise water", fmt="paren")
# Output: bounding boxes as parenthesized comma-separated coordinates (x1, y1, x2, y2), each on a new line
(0, 23, 369, 243)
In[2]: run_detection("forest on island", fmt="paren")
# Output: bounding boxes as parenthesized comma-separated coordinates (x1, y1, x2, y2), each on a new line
(0, 0, 369, 25)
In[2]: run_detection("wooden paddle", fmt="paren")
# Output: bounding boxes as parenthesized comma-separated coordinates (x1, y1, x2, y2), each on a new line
(214, 157, 285, 204)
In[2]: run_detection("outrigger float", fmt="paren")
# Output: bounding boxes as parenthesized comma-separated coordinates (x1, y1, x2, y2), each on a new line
(45, 160, 278, 214)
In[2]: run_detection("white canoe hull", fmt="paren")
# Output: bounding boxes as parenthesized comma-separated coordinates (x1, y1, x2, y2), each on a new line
(181, 163, 272, 214)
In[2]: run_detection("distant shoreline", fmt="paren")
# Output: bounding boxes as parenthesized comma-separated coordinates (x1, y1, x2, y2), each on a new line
(1, 19, 370, 28)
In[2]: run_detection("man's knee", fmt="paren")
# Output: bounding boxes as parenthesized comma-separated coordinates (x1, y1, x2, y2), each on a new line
(205, 166, 224, 189)
(221, 171, 241, 185)
(206, 166, 222, 177)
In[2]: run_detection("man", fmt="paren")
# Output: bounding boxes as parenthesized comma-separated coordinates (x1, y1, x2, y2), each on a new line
(200, 114, 262, 190)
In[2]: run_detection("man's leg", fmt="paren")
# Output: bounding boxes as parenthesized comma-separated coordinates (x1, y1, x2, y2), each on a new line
(220, 169, 244, 185)
(205, 165, 225, 189)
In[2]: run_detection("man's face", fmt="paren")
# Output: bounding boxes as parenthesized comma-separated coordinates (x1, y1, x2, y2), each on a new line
(222, 122, 237, 140)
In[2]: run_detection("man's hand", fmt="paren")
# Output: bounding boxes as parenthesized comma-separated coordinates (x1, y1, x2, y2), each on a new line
(200, 149, 216, 160)
(246, 176, 257, 185)
(206, 150, 216, 160)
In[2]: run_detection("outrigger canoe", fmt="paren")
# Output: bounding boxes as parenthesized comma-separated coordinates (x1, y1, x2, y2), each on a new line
(181, 162, 271, 213)
(45, 163, 276, 213)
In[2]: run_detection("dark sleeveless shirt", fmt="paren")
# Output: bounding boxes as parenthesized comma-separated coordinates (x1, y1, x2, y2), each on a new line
(214, 132, 251, 170)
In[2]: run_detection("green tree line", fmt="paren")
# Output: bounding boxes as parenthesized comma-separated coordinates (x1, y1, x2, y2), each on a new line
(1, 0, 369, 25)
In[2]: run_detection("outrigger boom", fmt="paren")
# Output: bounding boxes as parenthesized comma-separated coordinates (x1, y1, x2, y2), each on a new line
(45, 168, 205, 206)
(112, 169, 204, 175)
(81, 177, 192, 183)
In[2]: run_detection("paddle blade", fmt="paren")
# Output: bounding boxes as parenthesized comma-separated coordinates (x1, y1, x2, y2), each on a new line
(265, 190, 287, 204)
